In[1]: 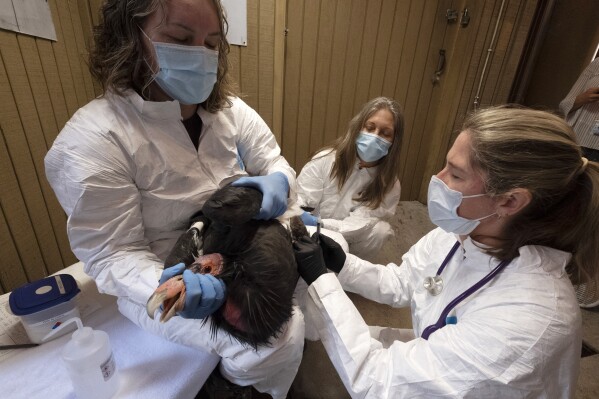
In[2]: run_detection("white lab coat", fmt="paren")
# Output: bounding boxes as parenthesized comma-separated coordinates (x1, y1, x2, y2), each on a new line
(306, 227, 581, 398)
(44, 90, 302, 398)
(297, 150, 401, 260)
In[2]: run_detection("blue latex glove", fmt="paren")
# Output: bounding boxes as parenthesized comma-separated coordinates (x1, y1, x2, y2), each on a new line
(180, 270, 226, 319)
(159, 263, 186, 285)
(231, 171, 289, 220)
(158, 263, 227, 319)
(300, 211, 318, 226)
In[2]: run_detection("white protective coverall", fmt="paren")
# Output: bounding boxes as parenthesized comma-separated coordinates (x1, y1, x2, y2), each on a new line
(297, 150, 401, 260)
(305, 227, 581, 398)
(44, 90, 303, 398)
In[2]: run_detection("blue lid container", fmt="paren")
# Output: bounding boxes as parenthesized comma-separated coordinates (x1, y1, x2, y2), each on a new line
(9, 274, 81, 316)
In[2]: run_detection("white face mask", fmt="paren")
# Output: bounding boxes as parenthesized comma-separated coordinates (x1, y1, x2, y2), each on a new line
(140, 28, 218, 105)
(356, 131, 392, 163)
(427, 175, 496, 235)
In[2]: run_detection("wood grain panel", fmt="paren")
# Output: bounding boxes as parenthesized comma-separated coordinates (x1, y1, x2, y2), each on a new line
(257, 0, 275, 128)
(272, 0, 286, 140)
(322, 1, 352, 146)
(240, 0, 259, 111)
(281, 0, 304, 166)
(369, 0, 399, 98)
(336, 0, 369, 136)
(308, 0, 336, 152)
(54, 0, 89, 108)
(352, 0, 383, 111)
(294, 0, 320, 164)
(228, 45, 242, 93)
(47, 0, 79, 117)
(68, 0, 95, 100)
(17, 35, 76, 271)
(36, 39, 71, 133)
(0, 35, 48, 283)
(2, 34, 65, 276)
(381, 1, 410, 99)
(0, 127, 29, 293)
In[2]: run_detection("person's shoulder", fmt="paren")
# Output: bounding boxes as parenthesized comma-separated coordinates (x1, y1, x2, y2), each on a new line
(219, 96, 262, 123)
(227, 96, 254, 113)
(515, 245, 571, 276)
(310, 149, 336, 163)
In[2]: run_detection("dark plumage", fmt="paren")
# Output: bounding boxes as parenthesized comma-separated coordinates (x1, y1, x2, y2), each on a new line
(162, 184, 302, 348)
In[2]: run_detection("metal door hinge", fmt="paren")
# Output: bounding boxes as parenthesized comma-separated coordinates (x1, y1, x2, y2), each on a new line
(446, 9, 458, 23)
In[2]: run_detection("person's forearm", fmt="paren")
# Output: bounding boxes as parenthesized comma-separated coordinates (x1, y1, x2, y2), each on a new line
(571, 95, 586, 113)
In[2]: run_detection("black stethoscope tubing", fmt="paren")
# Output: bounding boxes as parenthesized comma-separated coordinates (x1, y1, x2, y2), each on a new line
(421, 241, 511, 340)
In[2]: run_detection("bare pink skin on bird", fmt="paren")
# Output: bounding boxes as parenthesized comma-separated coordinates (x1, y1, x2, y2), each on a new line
(146, 253, 224, 322)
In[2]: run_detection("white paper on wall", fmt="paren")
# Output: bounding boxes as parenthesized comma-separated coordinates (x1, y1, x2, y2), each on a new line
(0, 0, 57, 41)
(222, 0, 247, 47)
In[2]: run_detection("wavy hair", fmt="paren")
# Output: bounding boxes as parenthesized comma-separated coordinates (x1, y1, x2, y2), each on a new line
(317, 97, 404, 209)
(464, 105, 599, 285)
(89, 0, 235, 112)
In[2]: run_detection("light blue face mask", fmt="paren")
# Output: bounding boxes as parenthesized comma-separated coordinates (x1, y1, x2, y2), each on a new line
(427, 175, 496, 235)
(141, 29, 219, 105)
(355, 131, 392, 163)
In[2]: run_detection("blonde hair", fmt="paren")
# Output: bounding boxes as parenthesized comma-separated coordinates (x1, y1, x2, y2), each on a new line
(317, 97, 404, 208)
(89, 0, 235, 112)
(464, 105, 599, 284)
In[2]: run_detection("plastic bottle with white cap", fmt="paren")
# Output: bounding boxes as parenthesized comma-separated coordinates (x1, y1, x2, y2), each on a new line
(43, 317, 119, 399)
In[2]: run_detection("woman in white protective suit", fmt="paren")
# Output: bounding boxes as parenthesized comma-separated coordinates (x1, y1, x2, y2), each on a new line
(44, 1, 303, 397)
(296, 97, 403, 261)
(293, 106, 599, 398)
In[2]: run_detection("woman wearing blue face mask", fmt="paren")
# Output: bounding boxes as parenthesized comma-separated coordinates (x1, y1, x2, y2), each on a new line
(293, 105, 599, 398)
(44, 1, 301, 398)
(296, 97, 404, 261)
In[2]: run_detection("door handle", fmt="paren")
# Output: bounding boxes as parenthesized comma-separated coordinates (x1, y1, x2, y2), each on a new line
(431, 49, 446, 85)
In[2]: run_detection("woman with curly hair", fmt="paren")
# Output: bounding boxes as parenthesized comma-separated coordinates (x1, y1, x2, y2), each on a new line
(44, 1, 301, 397)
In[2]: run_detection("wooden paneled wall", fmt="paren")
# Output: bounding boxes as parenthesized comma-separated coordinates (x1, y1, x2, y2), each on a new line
(281, 0, 538, 203)
(0, 0, 99, 294)
(0, 0, 281, 293)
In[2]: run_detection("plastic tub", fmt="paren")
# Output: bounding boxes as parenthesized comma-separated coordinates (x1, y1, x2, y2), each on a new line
(9, 274, 81, 343)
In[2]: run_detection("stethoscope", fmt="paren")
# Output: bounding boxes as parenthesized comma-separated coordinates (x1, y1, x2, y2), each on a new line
(421, 241, 511, 340)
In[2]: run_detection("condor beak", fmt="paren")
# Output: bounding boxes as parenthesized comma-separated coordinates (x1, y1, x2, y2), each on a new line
(146, 275, 187, 322)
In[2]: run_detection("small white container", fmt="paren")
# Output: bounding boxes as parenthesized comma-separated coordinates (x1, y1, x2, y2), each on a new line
(44, 317, 119, 399)
(9, 274, 81, 343)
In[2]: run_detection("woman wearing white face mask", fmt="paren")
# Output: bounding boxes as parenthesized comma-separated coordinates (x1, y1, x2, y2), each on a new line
(293, 105, 599, 398)
(44, 1, 302, 398)
(296, 97, 404, 261)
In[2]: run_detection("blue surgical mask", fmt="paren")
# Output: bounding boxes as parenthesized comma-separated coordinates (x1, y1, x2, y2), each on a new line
(141, 29, 219, 105)
(427, 175, 496, 235)
(356, 131, 392, 163)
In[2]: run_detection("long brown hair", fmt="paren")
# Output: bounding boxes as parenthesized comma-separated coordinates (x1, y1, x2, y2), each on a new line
(318, 97, 404, 209)
(89, 0, 235, 112)
(464, 105, 599, 285)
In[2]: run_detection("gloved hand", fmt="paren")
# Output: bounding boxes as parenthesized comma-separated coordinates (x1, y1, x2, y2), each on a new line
(293, 236, 328, 285)
(300, 211, 318, 226)
(231, 171, 289, 220)
(159, 262, 186, 285)
(158, 263, 227, 319)
(314, 232, 347, 274)
(179, 270, 226, 319)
